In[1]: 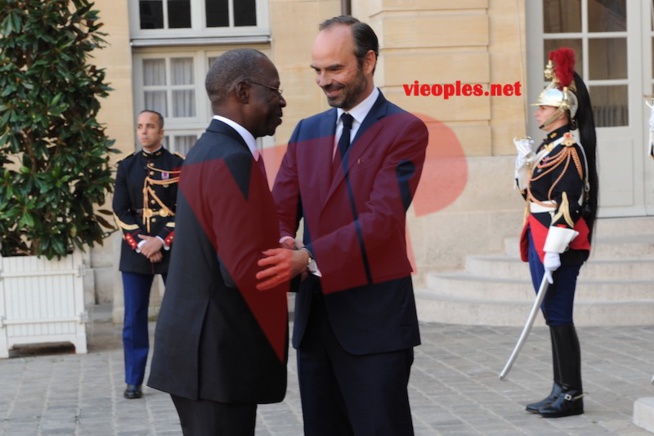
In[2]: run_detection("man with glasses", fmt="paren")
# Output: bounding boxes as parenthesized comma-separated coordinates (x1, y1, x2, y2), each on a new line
(148, 49, 296, 435)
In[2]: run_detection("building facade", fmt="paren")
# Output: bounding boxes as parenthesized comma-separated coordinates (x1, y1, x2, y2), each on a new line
(89, 1, 653, 320)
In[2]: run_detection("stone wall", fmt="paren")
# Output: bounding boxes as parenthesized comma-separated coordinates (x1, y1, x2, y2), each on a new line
(89, 0, 529, 310)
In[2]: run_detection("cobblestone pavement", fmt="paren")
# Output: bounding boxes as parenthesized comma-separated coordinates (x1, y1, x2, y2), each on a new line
(1, 306, 654, 435)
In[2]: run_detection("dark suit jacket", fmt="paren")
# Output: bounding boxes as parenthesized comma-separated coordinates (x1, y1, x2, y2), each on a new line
(113, 148, 184, 275)
(272, 92, 428, 355)
(148, 119, 288, 404)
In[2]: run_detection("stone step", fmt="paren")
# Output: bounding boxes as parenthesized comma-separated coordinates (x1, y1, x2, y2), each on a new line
(591, 234, 654, 259)
(425, 272, 654, 302)
(419, 220, 654, 327)
(415, 288, 654, 327)
(465, 255, 654, 280)
(503, 234, 654, 259)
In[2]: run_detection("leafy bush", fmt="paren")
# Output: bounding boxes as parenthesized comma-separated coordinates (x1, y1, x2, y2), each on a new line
(0, 0, 118, 259)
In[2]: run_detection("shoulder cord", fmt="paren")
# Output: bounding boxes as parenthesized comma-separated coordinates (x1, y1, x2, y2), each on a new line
(142, 168, 181, 232)
(527, 138, 586, 208)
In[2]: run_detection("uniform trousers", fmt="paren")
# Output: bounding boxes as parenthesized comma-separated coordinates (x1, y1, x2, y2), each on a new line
(297, 282, 415, 436)
(527, 231, 582, 326)
(122, 271, 166, 385)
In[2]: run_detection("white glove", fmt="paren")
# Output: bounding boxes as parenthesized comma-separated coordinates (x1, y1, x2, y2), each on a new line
(513, 137, 535, 190)
(514, 137, 535, 161)
(543, 251, 561, 284)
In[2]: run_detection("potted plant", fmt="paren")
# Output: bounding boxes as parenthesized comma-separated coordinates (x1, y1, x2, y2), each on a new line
(0, 0, 117, 357)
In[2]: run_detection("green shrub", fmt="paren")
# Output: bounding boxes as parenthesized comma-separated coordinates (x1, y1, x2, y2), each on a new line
(0, 0, 118, 259)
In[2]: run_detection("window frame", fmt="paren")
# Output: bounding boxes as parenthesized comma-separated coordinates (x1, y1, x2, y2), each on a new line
(129, 0, 270, 47)
(132, 46, 275, 156)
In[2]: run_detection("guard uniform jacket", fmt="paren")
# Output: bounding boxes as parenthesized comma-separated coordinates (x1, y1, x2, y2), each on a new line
(519, 125, 591, 265)
(113, 147, 184, 275)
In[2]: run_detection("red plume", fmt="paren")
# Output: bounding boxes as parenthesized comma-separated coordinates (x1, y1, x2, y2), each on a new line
(549, 47, 575, 89)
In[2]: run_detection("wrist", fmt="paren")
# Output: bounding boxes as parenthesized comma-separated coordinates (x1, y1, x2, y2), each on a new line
(299, 247, 312, 268)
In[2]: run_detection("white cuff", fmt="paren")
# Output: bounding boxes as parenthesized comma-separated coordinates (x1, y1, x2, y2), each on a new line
(157, 236, 170, 250)
(544, 226, 579, 253)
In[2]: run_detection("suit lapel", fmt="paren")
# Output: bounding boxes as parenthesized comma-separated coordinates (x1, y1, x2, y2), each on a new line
(315, 110, 338, 204)
(328, 93, 388, 195)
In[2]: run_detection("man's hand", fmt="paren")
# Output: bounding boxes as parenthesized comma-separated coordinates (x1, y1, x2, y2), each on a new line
(256, 248, 309, 291)
(149, 251, 163, 263)
(138, 235, 164, 259)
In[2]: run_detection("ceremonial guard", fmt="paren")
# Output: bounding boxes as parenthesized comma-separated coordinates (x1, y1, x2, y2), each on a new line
(113, 110, 184, 399)
(513, 48, 599, 418)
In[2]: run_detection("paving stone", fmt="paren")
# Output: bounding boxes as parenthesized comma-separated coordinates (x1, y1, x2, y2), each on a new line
(1, 306, 654, 435)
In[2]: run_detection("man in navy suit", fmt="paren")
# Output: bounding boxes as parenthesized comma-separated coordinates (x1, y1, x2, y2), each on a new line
(258, 15, 429, 436)
(148, 49, 296, 435)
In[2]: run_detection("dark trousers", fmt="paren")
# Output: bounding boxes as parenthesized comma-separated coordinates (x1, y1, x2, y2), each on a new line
(297, 288, 415, 436)
(527, 232, 581, 326)
(122, 271, 166, 385)
(171, 395, 257, 436)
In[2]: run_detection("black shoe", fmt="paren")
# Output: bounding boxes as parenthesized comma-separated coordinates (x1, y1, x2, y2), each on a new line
(124, 384, 142, 399)
(525, 382, 562, 413)
(538, 389, 584, 418)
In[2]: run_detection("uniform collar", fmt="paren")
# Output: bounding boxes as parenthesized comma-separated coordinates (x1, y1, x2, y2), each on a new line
(543, 124, 572, 145)
(141, 146, 164, 158)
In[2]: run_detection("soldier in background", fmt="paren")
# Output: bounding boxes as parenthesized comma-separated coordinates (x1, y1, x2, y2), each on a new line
(514, 48, 599, 418)
(112, 110, 184, 400)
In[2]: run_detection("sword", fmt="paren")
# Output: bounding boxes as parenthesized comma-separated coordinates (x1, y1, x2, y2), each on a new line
(499, 275, 550, 381)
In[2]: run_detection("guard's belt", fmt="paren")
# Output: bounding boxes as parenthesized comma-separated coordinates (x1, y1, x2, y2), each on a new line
(529, 201, 556, 213)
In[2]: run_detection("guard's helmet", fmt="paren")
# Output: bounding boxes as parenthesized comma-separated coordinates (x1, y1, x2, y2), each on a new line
(532, 48, 578, 128)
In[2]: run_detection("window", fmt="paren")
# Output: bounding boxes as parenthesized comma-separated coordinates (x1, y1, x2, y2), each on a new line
(130, 0, 273, 155)
(133, 51, 212, 155)
(164, 133, 199, 156)
(133, 49, 274, 156)
(129, 0, 269, 45)
(542, 0, 628, 127)
(141, 57, 196, 119)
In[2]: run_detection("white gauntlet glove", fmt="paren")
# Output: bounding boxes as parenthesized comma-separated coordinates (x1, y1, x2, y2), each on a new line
(513, 137, 535, 190)
(543, 251, 561, 284)
(542, 226, 579, 284)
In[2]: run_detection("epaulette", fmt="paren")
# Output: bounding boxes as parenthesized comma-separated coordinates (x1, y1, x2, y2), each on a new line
(174, 151, 186, 160)
(115, 151, 138, 167)
(562, 132, 576, 147)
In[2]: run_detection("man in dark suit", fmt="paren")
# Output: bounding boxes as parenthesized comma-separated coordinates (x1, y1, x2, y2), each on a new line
(257, 15, 429, 436)
(148, 49, 299, 435)
(113, 110, 183, 400)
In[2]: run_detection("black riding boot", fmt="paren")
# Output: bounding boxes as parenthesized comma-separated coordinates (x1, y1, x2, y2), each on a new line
(539, 324, 584, 418)
(526, 327, 561, 413)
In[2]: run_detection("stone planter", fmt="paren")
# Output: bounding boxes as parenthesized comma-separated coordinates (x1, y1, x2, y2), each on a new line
(0, 251, 88, 358)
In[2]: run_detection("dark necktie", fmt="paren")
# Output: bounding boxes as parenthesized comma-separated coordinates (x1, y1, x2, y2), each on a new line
(337, 113, 354, 159)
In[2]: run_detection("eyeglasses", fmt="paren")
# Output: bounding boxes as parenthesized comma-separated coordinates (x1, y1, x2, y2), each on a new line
(249, 81, 284, 96)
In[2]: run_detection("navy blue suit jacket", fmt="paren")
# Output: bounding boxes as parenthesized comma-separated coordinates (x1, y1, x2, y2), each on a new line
(273, 92, 428, 355)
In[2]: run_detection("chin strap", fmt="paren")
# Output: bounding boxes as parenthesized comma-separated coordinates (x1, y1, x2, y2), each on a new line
(538, 107, 567, 130)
